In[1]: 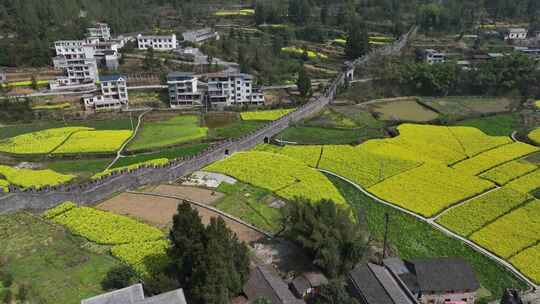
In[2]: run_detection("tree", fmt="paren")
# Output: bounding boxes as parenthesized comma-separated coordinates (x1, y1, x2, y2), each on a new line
(316, 280, 359, 304)
(296, 65, 311, 98)
(281, 199, 368, 278)
(320, 4, 329, 25)
(168, 203, 250, 304)
(30, 75, 38, 90)
(143, 47, 160, 71)
(399, 62, 458, 96)
(289, 0, 311, 25)
(101, 265, 137, 290)
(345, 21, 370, 60)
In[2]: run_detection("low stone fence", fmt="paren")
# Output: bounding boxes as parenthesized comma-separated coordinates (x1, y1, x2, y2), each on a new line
(0, 27, 416, 214)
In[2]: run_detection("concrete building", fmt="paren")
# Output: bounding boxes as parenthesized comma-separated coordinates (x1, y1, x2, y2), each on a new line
(137, 34, 177, 51)
(0, 69, 6, 84)
(167, 72, 202, 108)
(182, 28, 220, 43)
(81, 283, 187, 304)
(51, 40, 100, 90)
(206, 72, 265, 108)
(419, 49, 446, 64)
(348, 257, 480, 304)
(53, 40, 96, 62)
(87, 22, 111, 41)
(82, 75, 128, 111)
(504, 28, 528, 40)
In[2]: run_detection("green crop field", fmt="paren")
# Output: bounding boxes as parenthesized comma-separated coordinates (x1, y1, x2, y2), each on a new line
(328, 174, 527, 301)
(209, 120, 266, 139)
(127, 115, 208, 151)
(46, 159, 113, 178)
(370, 99, 439, 122)
(277, 126, 383, 145)
(0, 212, 121, 304)
(215, 182, 282, 233)
(112, 143, 209, 169)
(456, 113, 521, 136)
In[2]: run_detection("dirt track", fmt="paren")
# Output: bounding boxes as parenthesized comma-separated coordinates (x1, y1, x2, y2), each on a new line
(97, 191, 265, 243)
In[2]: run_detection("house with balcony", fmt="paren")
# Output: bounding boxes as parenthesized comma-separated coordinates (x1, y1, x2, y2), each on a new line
(182, 28, 220, 44)
(50, 40, 99, 90)
(503, 28, 528, 40)
(82, 75, 128, 111)
(206, 72, 265, 109)
(137, 34, 177, 51)
(86, 22, 111, 41)
(167, 72, 202, 108)
(348, 257, 480, 304)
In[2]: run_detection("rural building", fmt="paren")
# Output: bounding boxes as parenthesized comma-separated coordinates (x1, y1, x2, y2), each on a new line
(167, 72, 202, 108)
(51, 40, 100, 90)
(290, 272, 328, 298)
(137, 34, 177, 51)
(514, 46, 540, 57)
(503, 28, 528, 40)
(418, 49, 446, 64)
(81, 283, 187, 304)
(349, 257, 480, 304)
(91, 40, 124, 69)
(86, 22, 111, 41)
(243, 265, 305, 304)
(82, 75, 128, 111)
(182, 28, 220, 43)
(206, 72, 265, 108)
(0, 69, 6, 83)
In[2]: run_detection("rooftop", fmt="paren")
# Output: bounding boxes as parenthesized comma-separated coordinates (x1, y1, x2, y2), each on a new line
(99, 75, 126, 82)
(81, 284, 187, 304)
(406, 258, 480, 293)
(243, 265, 304, 304)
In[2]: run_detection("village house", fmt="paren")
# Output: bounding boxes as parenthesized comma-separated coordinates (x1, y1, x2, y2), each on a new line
(290, 272, 328, 299)
(82, 75, 128, 111)
(418, 49, 446, 64)
(86, 22, 111, 41)
(503, 28, 528, 40)
(206, 72, 265, 109)
(81, 283, 187, 304)
(243, 265, 305, 304)
(0, 69, 6, 84)
(182, 28, 220, 44)
(167, 72, 202, 108)
(348, 257, 480, 304)
(137, 34, 177, 51)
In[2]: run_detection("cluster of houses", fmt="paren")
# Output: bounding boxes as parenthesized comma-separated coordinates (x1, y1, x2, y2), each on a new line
(47, 23, 261, 111)
(81, 256, 482, 304)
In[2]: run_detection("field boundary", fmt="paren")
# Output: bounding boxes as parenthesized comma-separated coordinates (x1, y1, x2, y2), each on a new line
(431, 186, 501, 221)
(319, 169, 538, 289)
(125, 190, 274, 239)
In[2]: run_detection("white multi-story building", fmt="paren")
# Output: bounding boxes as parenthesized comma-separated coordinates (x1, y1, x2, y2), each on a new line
(87, 22, 111, 41)
(182, 28, 220, 44)
(83, 75, 129, 111)
(167, 72, 202, 108)
(206, 73, 265, 108)
(422, 49, 446, 64)
(53, 40, 96, 62)
(504, 28, 528, 40)
(51, 40, 99, 90)
(137, 34, 177, 51)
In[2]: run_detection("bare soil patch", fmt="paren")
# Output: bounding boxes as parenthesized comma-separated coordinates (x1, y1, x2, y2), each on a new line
(97, 192, 264, 243)
(151, 185, 224, 205)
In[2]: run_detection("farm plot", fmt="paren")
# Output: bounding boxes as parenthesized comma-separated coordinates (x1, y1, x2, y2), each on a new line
(470, 200, 540, 258)
(49, 205, 164, 245)
(368, 163, 495, 217)
(205, 151, 346, 206)
(529, 128, 540, 145)
(0, 127, 91, 154)
(452, 142, 539, 175)
(480, 160, 538, 185)
(111, 240, 170, 278)
(240, 109, 295, 121)
(505, 169, 540, 194)
(254, 144, 323, 167)
(52, 130, 132, 154)
(0, 212, 121, 304)
(436, 188, 533, 237)
(420, 96, 514, 120)
(0, 165, 74, 189)
(127, 115, 208, 151)
(456, 113, 521, 136)
(510, 243, 540, 284)
(369, 99, 439, 122)
(0, 179, 9, 192)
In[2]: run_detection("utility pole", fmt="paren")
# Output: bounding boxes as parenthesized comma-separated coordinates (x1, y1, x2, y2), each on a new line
(382, 213, 390, 264)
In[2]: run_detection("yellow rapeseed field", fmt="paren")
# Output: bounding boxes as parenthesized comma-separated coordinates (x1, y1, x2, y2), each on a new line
(0, 127, 92, 154)
(480, 160, 538, 185)
(53, 130, 133, 154)
(505, 169, 540, 194)
(0, 165, 75, 189)
(510, 243, 540, 284)
(111, 240, 170, 278)
(529, 128, 540, 145)
(240, 109, 295, 121)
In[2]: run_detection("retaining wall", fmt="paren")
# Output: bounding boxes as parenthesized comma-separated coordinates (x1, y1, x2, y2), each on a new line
(0, 27, 416, 214)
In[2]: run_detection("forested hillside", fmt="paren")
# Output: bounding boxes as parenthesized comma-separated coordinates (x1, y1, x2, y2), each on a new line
(0, 0, 537, 67)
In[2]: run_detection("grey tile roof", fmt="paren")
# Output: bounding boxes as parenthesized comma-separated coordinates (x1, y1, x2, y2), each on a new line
(291, 276, 310, 296)
(407, 258, 480, 293)
(302, 272, 328, 287)
(243, 265, 304, 304)
(81, 284, 145, 304)
(81, 284, 187, 304)
(349, 263, 416, 304)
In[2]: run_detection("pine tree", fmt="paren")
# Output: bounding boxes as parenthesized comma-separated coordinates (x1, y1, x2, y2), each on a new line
(296, 65, 311, 98)
(345, 21, 370, 60)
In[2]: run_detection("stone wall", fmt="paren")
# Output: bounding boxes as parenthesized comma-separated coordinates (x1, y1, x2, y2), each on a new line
(0, 27, 416, 214)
